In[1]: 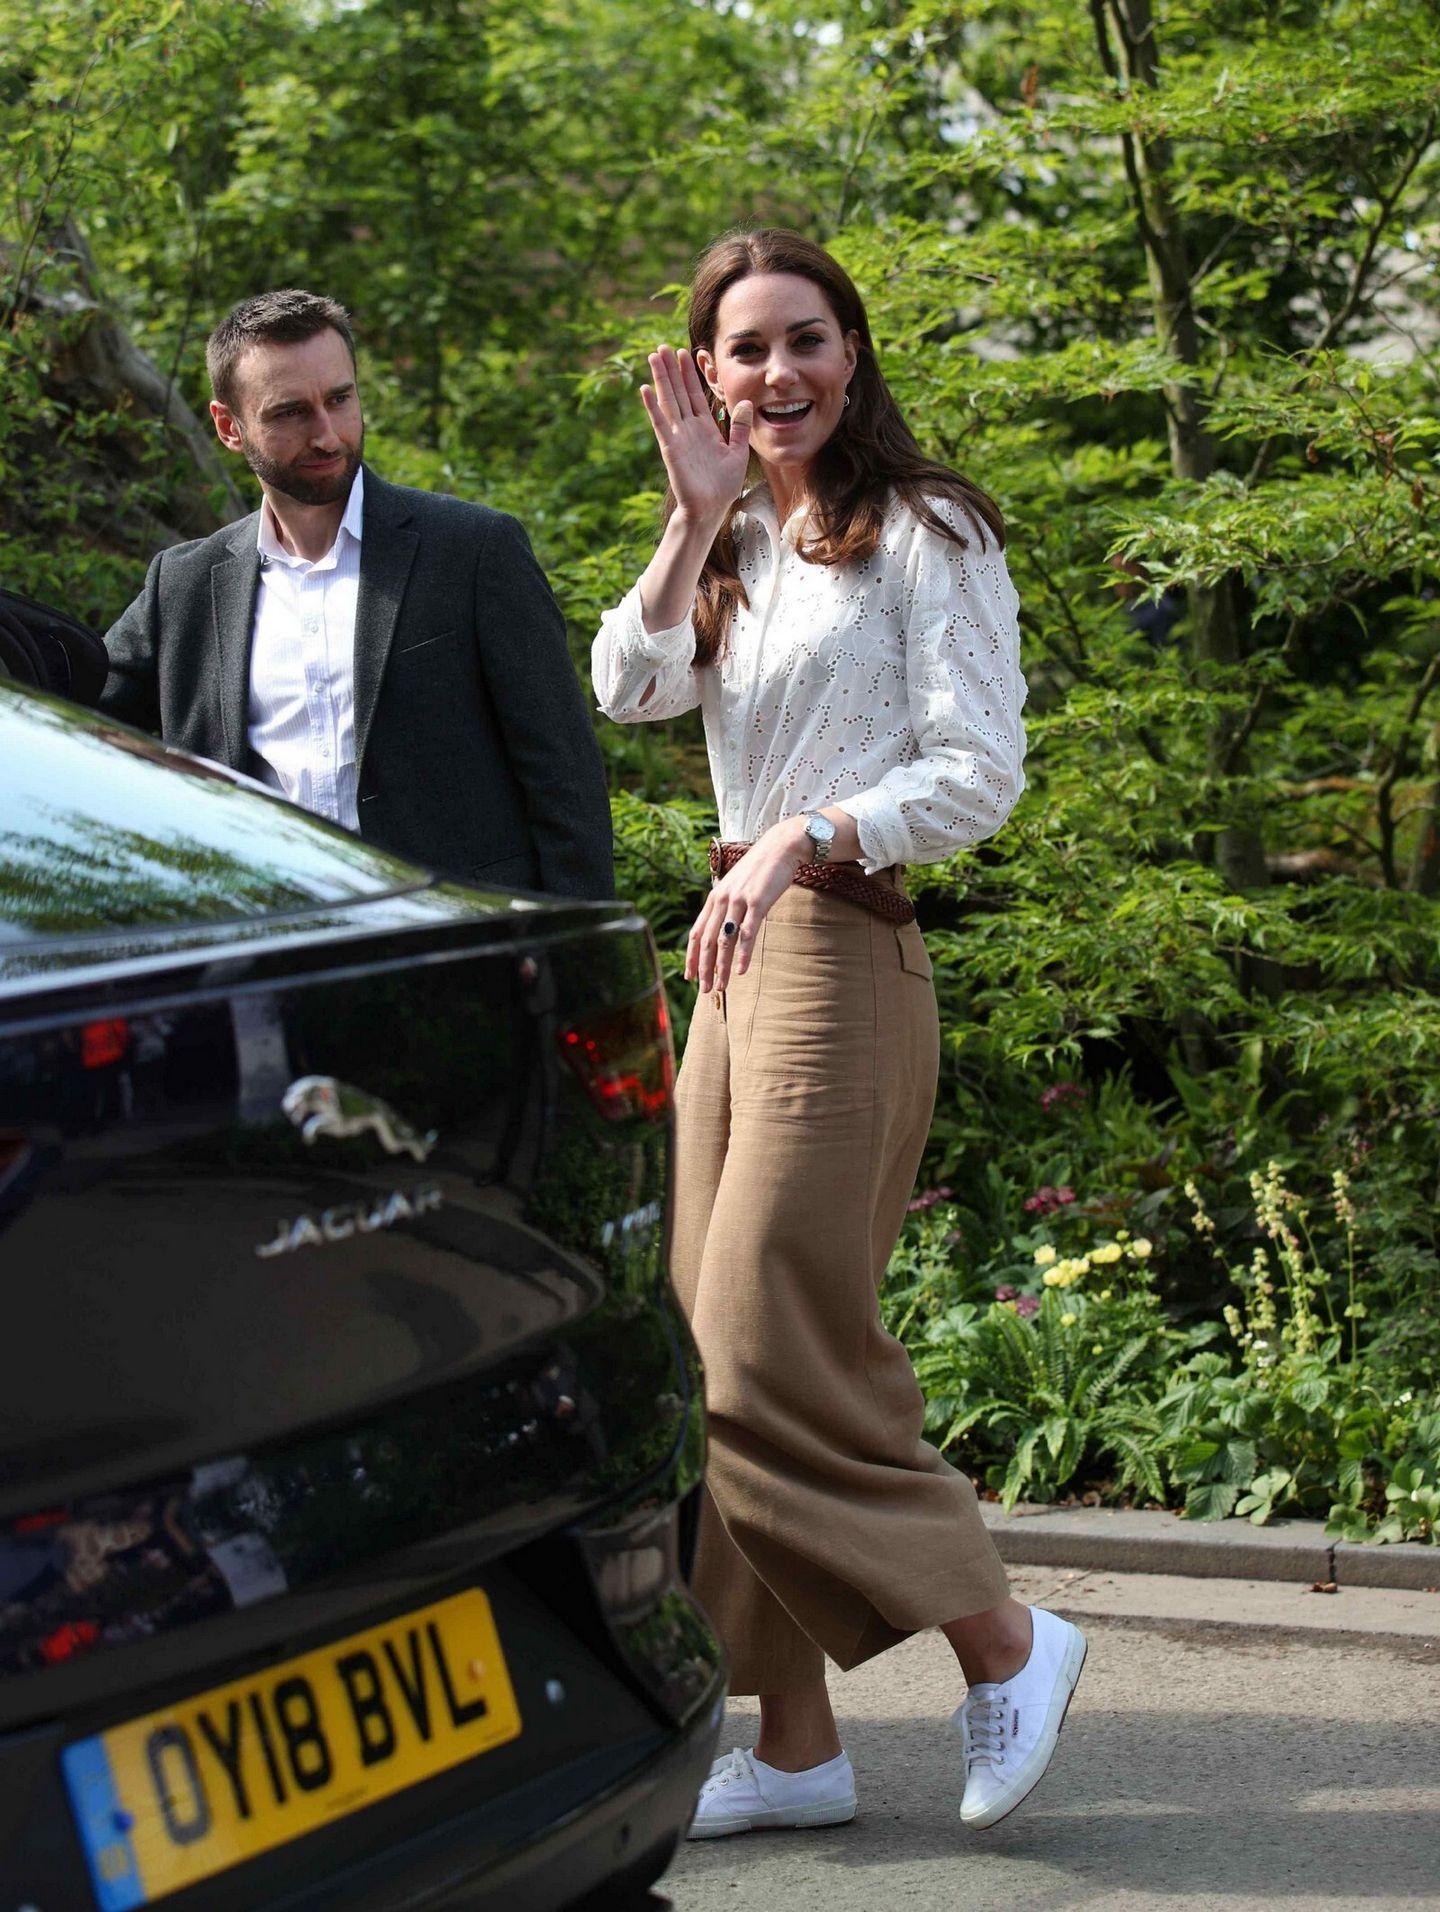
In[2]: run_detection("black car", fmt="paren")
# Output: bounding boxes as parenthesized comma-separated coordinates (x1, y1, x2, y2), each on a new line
(0, 682, 723, 1910)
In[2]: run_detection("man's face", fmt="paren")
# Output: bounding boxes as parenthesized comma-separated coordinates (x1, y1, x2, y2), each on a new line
(211, 328, 364, 506)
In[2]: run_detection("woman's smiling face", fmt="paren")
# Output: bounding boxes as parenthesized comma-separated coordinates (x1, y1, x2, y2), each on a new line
(697, 271, 858, 488)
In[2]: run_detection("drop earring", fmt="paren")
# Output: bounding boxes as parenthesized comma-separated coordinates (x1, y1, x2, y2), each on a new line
(716, 400, 728, 426)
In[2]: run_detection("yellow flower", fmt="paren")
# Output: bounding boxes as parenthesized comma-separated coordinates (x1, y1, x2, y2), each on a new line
(1116, 1228, 1131, 1242)
(1129, 1237, 1153, 1259)
(1061, 1312, 1077, 1328)
(1092, 1342, 1104, 1354)
(1047, 1258, 1086, 1286)
(1034, 1244, 1057, 1267)
(1091, 1242, 1123, 1264)
(1099, 1288, 1113, 1302)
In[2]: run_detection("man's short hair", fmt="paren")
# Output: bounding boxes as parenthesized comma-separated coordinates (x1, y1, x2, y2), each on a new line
(206, 289, 357, 411)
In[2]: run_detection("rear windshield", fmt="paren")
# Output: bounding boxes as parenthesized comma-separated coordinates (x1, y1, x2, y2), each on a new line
(0, 686, 429, 946)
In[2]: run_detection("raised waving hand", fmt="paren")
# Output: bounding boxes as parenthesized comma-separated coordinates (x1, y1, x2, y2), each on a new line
(641, 345, 752, 526)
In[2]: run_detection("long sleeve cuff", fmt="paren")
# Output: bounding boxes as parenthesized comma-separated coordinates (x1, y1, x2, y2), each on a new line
(591, 581, 700, 722)
(833, 788, 912, 874)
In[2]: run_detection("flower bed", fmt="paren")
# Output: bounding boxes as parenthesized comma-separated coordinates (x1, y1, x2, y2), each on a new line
(885, 1160, 1439, 1544)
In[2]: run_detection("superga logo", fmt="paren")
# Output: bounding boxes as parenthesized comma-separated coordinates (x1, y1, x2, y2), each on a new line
(256, 1184, 443, 1259)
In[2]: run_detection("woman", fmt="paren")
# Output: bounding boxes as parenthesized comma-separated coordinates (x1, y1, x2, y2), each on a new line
(592, 229, 1085, 1839)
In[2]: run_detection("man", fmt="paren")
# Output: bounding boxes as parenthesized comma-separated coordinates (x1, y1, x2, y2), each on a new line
(102, 289, 613, 899)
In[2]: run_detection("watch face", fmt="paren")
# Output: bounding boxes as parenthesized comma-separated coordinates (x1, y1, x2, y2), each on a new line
(807, 814, 836, 844)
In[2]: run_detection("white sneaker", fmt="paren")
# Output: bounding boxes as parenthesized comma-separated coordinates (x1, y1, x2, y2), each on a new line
(953, 1605, 1087, 1829)
(686, 1746, 858, 1840)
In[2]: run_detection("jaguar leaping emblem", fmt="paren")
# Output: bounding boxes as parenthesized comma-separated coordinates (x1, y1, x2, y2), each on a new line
(281, 1076, 438, 1163)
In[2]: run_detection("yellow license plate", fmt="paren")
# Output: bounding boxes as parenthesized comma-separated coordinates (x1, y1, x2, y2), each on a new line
(63, 1589, 522, 1909)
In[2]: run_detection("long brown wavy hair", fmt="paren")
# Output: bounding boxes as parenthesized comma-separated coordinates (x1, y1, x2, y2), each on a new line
(670, 227, 1005, 665)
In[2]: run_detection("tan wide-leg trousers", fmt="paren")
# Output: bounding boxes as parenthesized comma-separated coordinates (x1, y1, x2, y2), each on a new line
(669, 873, 1010, 1696)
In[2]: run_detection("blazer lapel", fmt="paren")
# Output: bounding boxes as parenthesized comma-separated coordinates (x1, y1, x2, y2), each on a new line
(211, 521, 262, 769)
(353, 471, 419, 774)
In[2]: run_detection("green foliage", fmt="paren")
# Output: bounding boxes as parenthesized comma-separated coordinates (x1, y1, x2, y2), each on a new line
(894, 1158, 1439, 1540)
(907, 1287, 1180, 1510)
(4, 1, 1439, 1534)
(609, 791, 714, 1048)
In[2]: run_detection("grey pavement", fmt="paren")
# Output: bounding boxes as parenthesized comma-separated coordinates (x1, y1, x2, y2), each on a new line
(662, 1565, 1440, 1911)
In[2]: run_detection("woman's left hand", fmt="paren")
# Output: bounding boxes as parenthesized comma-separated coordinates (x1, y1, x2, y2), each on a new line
(686, 819, 809, 994)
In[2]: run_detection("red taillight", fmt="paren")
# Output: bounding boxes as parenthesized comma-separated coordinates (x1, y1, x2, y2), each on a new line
(13, 1508, 67, 1532)
(38, 1620, 100, 1664)
(558, 989, 675, 1123)
(81, 1018, 129, 1069)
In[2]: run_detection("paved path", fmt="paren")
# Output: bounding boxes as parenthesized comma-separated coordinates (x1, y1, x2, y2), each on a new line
(662, 1566, 1440, 1911)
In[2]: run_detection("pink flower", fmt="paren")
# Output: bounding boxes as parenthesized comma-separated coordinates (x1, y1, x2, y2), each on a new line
(907, 1185, 954, 1213)
(1023, 1183, 1077, 1216)
(1040, 1081, 1089, 1114)
(1015, 1295, 1040, 1318)
(995, 1284, 1017, 1302)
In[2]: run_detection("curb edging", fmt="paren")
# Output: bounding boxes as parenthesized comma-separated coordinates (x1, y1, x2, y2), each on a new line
(978, 1502, 1438, 1592)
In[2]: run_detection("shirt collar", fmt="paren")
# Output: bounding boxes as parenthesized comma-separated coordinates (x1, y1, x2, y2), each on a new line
(257, 464, 365, 571)
(736, 479, 809, 546)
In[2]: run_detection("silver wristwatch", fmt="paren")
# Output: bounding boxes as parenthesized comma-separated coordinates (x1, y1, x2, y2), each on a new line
(802, 812, 837, 863)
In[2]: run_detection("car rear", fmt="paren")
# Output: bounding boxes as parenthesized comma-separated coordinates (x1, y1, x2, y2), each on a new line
(0, 684, 723, 1909)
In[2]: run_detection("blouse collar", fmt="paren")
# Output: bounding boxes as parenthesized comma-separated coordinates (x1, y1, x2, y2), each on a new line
(736, 479, 812, 547)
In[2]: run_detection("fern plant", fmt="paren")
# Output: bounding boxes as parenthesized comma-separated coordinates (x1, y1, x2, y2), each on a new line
(912, 1290, 1179, 1509)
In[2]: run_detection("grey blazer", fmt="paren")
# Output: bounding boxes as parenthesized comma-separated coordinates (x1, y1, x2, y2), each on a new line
(101, 469, 614, 900)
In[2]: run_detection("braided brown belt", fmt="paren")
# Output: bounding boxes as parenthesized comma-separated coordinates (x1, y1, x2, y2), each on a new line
(709, 839, 917, 925)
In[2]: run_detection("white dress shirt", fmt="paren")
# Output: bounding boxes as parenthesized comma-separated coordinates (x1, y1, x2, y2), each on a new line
(246, 466, 364, 830)
(592, 486, 1028, 872)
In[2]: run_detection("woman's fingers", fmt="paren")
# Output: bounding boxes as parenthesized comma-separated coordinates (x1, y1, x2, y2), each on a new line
(727, 398, 754, 464)
(655, 345, 697, 423)
(643, 346, 748, 521)
(684, 888, 716, 984)
(688, 884, 768, 993)
(697, 891, 733, 994)
(647, 351, 680, 427)
(679, 349, 712, 419)
(712, 897, 753, 993)
(639, 382, 665, 443)
(686, 884, 735, 994)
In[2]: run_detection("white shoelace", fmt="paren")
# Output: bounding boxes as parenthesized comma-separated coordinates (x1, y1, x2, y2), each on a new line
(704, 1748, 753, 1796)
(964, 1693, 1009, 1771)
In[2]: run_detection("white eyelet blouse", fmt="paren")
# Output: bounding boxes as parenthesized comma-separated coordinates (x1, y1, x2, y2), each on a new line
(590, 485, 1028, 873)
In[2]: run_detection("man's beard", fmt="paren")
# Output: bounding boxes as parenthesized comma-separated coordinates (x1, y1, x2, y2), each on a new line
(239, 429, 364, 506)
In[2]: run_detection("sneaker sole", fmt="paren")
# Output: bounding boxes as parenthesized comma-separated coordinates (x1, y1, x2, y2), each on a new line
(961, 1622, 1088, 1831)
(686, 1799, 858, 1841)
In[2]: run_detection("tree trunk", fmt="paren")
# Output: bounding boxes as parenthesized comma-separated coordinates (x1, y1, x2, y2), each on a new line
(1407, 753, 1440, 895)
(5, 220, 247, 543)
(1094, 0, 1269, 898)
